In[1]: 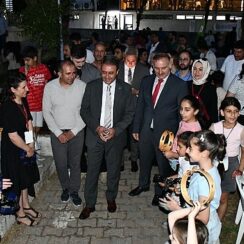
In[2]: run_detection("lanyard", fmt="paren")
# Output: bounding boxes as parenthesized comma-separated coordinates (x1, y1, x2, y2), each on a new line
(17, 103, 29, 130)
(222, 121, 236, 140)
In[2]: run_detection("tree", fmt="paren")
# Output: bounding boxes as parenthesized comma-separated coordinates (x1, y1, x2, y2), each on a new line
(19, 0, 69, 59)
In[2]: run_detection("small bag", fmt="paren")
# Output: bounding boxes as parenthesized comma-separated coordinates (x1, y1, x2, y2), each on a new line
(19, 149, 36, 165)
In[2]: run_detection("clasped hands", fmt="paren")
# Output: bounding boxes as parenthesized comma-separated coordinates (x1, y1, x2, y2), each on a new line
(58, 130, 75, 144)
(96, 126, 115, 142)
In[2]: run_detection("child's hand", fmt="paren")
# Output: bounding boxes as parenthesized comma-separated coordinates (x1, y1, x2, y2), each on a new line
(159, 195, 180, 211)
(2, 178, 12, 190)
(188, 201, 205, 219)
(232, 169, 242, 178)
(163, 151, 176, 159)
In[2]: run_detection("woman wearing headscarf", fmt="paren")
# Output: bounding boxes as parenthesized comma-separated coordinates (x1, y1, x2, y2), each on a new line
(190, 59, 218, 129)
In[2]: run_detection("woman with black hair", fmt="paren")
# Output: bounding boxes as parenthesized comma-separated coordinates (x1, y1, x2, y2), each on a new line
(1, 73, 40, 226)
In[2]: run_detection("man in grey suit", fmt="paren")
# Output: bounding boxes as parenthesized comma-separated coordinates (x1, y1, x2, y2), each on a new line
(79, 56, 135, 219)
(128, 53, 188, 206)
(117, 47, 149, 172)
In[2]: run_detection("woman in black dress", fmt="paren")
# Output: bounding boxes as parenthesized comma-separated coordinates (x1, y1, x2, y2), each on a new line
(1, 73, 40, 226)
(190, 58, 218, 129)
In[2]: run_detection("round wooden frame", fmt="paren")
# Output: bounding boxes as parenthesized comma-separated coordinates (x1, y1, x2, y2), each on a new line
(159, 130, 174, 152)
(181, 168, 215, 206)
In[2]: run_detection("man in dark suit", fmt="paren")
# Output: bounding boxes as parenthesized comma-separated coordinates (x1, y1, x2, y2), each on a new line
(148, 32, 167, 64)
(79, 57, 135, 219)
(128, 53, 189, 205)
(117, 47, 149, 172)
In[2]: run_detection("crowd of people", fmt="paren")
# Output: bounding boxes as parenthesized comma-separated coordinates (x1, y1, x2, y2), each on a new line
(0, 28, 244, 243)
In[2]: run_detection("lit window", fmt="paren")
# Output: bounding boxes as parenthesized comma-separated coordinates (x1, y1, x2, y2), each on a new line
(5, 0, 13, 12)
(216, 16, 225, 20)
(176, 15, 185, 20)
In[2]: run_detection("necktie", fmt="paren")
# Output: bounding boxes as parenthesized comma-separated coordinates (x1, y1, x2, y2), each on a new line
(152, 79, 163, 106)
(104, 85, 112, 128)
(128, 68, 132, 84)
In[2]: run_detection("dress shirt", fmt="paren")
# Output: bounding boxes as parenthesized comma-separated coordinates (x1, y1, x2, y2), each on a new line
(124, 64, 135, 84)
(100, 80, 116, 128)
(152, 74, 169, 107)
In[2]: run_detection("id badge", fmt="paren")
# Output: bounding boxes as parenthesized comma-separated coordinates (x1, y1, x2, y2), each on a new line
(24, 130, 34, 144)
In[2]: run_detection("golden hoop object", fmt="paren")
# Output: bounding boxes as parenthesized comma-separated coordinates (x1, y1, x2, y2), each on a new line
(181, 168, 215, 206)
(159, 130, 174, 152)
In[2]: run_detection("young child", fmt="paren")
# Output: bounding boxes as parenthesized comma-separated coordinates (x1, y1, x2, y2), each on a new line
(209, 97, 244, 221)
(159, 131, 197, 210)
(19, 46, 51, 162)
(168, 201, 209, 244)
(164, 95, 202, 161)
(162, 130, 225, 244)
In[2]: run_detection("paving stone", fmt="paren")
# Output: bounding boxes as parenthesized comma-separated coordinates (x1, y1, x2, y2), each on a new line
(27, 236, 49, 244)
(104, 228, 124, 237)
(111, 237, 132, 244)
(62, 227, 77, 236)
(77, 218, 97, 227)
(47, 236, 69, 244)
(97, 219, 116, 228)
(83, 227, 103, 237)
(117, 219, 135, 228)
(42, 226, 62, 236)
(22, 226, 43, 236)
(69, 236, 90, 244)
(124, 227, 141, 236)
(90, 237, 111, 244)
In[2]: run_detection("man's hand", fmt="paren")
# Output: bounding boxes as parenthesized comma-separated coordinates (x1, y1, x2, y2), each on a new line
(58, 133, 68, 144)
(2, 179, 13, 190)
(132, 133, 139, 141)
(96, 126, 115, 142)
(131, 88, 139, 96)
(103, 128, 115, 141)
(64, 130, 75, 141)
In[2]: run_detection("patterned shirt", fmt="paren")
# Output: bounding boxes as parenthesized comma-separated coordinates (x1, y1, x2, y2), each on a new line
(19, 64, 51, 112)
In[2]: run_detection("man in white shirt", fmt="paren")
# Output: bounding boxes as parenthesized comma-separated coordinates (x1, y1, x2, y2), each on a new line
(79, 56, 134, 219)
(221, 40, 244, 91)
(43, 60, 86, 206)
(117, 47, 149, 172)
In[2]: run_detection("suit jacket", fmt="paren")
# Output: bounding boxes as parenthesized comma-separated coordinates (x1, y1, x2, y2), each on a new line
(133, 73, 189, 144)
(117, 63, 150, 90)
(81, 78, 135, 148)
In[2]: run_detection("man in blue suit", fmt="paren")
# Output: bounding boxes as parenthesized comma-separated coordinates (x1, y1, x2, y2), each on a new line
(128, 53, 189, 205)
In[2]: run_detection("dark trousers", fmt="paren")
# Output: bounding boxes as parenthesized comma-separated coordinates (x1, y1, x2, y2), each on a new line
(51, 130, 84, 193)
(138, 130, 173, 195)
(84, 140, 123, 208)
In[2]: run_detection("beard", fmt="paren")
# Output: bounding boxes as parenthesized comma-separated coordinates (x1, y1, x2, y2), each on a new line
(179, 65, 190, 71)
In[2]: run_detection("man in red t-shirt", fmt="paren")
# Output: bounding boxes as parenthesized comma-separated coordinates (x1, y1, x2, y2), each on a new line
(19, 46, 51, 154)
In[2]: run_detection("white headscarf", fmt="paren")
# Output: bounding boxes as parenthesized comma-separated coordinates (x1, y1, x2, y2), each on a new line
(192, 59, 211, 85)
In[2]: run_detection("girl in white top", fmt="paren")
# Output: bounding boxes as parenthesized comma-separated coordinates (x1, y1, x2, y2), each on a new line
(210, 97, 244, 221)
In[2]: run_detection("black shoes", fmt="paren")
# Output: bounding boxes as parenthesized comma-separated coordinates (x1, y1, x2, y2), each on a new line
(61, 189, 69, 202)
(128, 186, 149, 196)
(79, 207, 95, 219)
(131, 161, 138, 172)
(107, 200, 117, 213)
(151, 195, 160, 206)
(70, 192, 82, 206)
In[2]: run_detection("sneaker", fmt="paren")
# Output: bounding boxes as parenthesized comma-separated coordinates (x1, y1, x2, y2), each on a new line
(61, 189, 69, 202)
(70, 192, 82, 206)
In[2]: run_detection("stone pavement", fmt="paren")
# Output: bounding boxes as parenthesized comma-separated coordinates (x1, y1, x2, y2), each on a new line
(2, 148, 169, 244)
